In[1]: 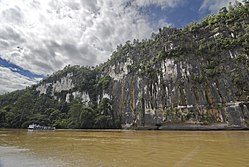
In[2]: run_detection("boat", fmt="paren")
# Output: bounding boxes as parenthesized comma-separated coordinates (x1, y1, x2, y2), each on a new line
(28, 123, 55, 130)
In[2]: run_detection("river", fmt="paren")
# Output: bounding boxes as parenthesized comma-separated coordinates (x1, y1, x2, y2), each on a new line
(0, 129, 249, 167)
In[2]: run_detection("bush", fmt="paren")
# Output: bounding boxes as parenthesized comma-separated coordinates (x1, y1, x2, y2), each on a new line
(94, 115, 113, 129)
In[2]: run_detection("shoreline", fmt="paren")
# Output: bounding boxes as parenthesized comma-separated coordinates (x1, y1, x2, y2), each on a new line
(133, 124, 249, 131)
(1, 124, 249, 131)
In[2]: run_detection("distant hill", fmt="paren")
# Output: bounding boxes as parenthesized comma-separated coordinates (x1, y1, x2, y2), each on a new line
(0, 2, 249, 129)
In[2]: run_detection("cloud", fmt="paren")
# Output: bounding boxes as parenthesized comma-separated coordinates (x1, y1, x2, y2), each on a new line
(0, 66, 39, 94)
(133, 0, 184, 8)
(1, 6, 24, 24)
(80, 0, 98, 11)
(0, 0, 183, 94)
(200, 0, 243, 13)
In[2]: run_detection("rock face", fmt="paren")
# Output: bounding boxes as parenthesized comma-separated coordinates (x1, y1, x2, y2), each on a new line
(100, 51, 249, 127)
(2, 3, 249, 129)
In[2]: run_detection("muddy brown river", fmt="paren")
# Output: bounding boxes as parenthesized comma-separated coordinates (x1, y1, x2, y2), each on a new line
(0, 129, 249, 167)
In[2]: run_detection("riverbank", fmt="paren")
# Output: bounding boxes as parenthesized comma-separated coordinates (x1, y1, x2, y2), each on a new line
(133, 123, 249, 131)
(1, 123, 249, 131)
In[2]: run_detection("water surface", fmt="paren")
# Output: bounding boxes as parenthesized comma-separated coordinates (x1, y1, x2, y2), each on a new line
(0, 129, 249, 167)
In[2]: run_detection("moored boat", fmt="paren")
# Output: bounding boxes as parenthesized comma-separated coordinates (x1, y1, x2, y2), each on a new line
(28, 123, 55, 130)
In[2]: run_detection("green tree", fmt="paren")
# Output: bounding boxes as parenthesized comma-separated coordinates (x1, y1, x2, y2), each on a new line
(68, 101, 83, 128)
(219, 7, 228, 14)
(79, 107, 96, 128)
(0, 109, 7, 127)
(94, 115, 113, 129)
(13, 91, 34, 128)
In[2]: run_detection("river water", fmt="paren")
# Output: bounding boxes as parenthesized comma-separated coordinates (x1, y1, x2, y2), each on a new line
(0, 129, 248, 167)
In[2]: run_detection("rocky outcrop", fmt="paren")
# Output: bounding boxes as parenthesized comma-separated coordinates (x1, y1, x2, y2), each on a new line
(33, 3, 249, 128)
(100, 54, 249, 127)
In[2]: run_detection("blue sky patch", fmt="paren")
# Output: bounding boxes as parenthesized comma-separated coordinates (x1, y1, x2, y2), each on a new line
(0, 57, 45, 79)
(142, 0, 211, 28)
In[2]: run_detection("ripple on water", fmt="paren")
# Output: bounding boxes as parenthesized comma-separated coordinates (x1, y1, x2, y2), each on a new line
(0, 146, 64, 167)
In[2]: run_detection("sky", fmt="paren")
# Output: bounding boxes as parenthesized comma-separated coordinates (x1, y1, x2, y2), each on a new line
(0, 0, 243, 94)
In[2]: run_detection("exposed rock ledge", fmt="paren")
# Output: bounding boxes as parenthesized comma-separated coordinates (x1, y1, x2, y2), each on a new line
(131, 123, 249, 131)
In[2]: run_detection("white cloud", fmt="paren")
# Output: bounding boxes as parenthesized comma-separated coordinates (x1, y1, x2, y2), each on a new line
(0, 0, 183, 94)
(200, 0, 243, 13)
(0, 66, 39, 94)
(133, 0, 184, 8)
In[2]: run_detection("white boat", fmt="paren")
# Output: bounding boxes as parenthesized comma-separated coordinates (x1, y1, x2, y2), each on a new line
(28, 124, 55, 130)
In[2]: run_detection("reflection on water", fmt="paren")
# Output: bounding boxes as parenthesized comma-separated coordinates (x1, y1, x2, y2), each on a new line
(0, 129, 249, 167)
